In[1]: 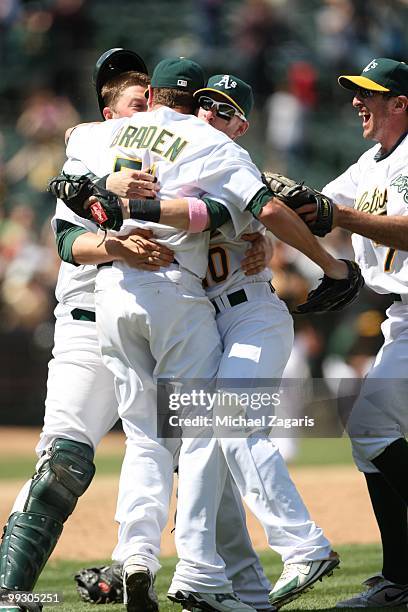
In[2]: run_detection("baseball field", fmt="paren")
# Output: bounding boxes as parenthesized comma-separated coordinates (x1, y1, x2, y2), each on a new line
(0, 428, 382, 611)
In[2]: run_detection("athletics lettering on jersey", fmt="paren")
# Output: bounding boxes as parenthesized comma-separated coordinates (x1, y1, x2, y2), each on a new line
(323, 134, 408, 294)
(111, 125, 188, 162)
(355, 188, 388, 215)
(390, 174, 408, 204)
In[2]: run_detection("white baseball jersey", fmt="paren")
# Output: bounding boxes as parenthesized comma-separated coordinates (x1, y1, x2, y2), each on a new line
(51, 158, 100, 312)
(66, 107, 263, 278)
(323, 134, 408, 295)
(206, 219, 272, 300)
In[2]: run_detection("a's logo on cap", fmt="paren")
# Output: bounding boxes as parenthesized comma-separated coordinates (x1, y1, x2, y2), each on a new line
(213, 75, 237, 90)
(363, 60, 378, 73)
(177, 79, 188, 87)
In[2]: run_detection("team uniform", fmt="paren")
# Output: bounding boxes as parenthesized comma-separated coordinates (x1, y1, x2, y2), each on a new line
(0, 194, 118, 606)
(64, 109, 264, 596)
(170, 219, 332, 598)
(323, 133, 408, 471)
(65, 106, 336, 602)
(53, 192, 277, 612)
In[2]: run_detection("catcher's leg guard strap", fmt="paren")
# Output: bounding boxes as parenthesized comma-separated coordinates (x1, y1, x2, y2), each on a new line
(0, 438, 95, 591)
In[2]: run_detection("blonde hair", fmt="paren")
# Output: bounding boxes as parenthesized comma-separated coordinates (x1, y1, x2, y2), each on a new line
(101, 71, 150, 110)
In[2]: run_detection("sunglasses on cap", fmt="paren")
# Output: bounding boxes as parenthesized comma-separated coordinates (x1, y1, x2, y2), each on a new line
(355, 87, 394, 99)
(198, 96, 246, 122)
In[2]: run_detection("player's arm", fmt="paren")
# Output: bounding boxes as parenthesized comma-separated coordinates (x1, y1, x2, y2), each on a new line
(65, 122, 102, 145)
(247, 187, 348, 279)
(51, 169, 229, 230)
(120, 195, 231, 231)
(55, 219, 174, 270)
(333, 207, 408, 250)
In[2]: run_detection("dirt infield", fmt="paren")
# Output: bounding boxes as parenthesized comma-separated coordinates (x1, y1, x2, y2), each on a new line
(0, 429, 379, 560)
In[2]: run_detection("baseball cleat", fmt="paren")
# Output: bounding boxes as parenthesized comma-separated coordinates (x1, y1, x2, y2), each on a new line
(336, 575, 408, 607)
(269, 550, 340, 608)
(168, 589, 258, 610)
(122, 559, 158, 612)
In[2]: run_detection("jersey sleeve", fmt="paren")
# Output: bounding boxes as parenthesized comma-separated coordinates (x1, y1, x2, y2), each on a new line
(322, 161, 361, 207)
(198, 141, 265, 212)
(55, 220, 88, 265)
(388, 153, 408, 215)
(66, 119, 126, 170)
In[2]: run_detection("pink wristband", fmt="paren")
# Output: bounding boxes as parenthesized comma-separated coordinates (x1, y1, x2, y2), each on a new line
(187, 197, 208, 233)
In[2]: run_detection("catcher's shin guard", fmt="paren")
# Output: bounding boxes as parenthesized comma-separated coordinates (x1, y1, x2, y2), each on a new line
(0, 438, 95, 591)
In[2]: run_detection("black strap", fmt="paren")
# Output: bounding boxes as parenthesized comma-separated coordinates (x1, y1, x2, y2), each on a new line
(71, 308, 96, 322)
(211, 300, 220, 314)
(227, 288, 248, 307)
(97, 261, 113, 269)
(391, 293, 402, 301)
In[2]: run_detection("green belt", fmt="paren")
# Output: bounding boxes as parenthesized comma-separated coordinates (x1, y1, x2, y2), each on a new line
(71, 308, 96, 322)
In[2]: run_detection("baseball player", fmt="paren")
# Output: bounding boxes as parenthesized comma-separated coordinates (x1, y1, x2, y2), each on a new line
(57, 58, 271, 612)
(299, 57, 408, 607)
(57, 64, 287, 612)
(0, 50, 174, 612)
(62, 71, 345, 612)
(0, 48, 274, 612)
(62, 60, 356, 611)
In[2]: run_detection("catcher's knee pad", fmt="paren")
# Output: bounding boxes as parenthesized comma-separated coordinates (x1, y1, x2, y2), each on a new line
(26, 438, 95, 520)
(0, 438, 95, 591)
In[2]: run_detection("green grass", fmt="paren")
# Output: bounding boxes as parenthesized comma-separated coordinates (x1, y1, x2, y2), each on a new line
(0, 438, 352, 481)
(292, 438, 352, 467)
(33, 544, 382, 611)
(0, 454, 124, 481)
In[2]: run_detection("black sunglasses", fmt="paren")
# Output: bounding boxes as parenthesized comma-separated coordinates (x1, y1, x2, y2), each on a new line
(356, 87, 394, 99)
(198, 96, 246, 122)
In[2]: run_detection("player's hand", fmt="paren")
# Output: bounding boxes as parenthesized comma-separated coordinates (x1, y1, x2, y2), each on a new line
(106, 229, 174, 270)
(295, 201, 341, 229)
(106, 170, 159, 199)
(293, 202, 317, 224)
(241, 232, 274, 276)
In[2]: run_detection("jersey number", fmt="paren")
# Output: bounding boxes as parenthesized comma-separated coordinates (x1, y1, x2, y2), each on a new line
(207, 246, 229, 284)
(384, 248, 396, 272)
(114, 157, 142, 172)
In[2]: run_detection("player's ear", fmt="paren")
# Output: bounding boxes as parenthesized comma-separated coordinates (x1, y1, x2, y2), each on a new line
(103, 107, 114, 120)
(147, 85, 154, 110)
(393, 95, 408, 114)
(237, 120, 249, 138)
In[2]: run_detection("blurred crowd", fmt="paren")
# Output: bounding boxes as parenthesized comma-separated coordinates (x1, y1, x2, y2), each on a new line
(0, 0, 405, 424)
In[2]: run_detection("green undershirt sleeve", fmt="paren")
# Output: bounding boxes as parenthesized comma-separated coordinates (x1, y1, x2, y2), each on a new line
(55, 219, 88, 265)
(202, 197, 232, 230)
(245, 187, 273, 218)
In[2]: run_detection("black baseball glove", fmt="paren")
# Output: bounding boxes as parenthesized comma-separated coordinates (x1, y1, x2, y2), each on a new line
(294, 259, 364, 314)
(47, 172, 124, 231)
(74, 564, 123, 604)
(262, 172, 334, 237)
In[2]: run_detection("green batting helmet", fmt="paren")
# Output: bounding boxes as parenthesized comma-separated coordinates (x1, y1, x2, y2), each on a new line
(93, 48, 148, 117)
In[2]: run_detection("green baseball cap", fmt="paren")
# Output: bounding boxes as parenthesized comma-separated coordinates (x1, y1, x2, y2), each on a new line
(194, 74, 254, 119)
(338, 58, 408, 96)
(150, 57, 205, 92)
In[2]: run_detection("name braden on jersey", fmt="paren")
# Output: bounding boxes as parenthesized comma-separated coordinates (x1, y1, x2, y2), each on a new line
(110, 124, 188, 163)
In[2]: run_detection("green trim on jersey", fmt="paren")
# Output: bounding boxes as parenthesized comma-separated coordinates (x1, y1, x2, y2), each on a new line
(55, 219, 88, 265)
(246, 186, 273, 217)
(202, 197, 232, 230)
